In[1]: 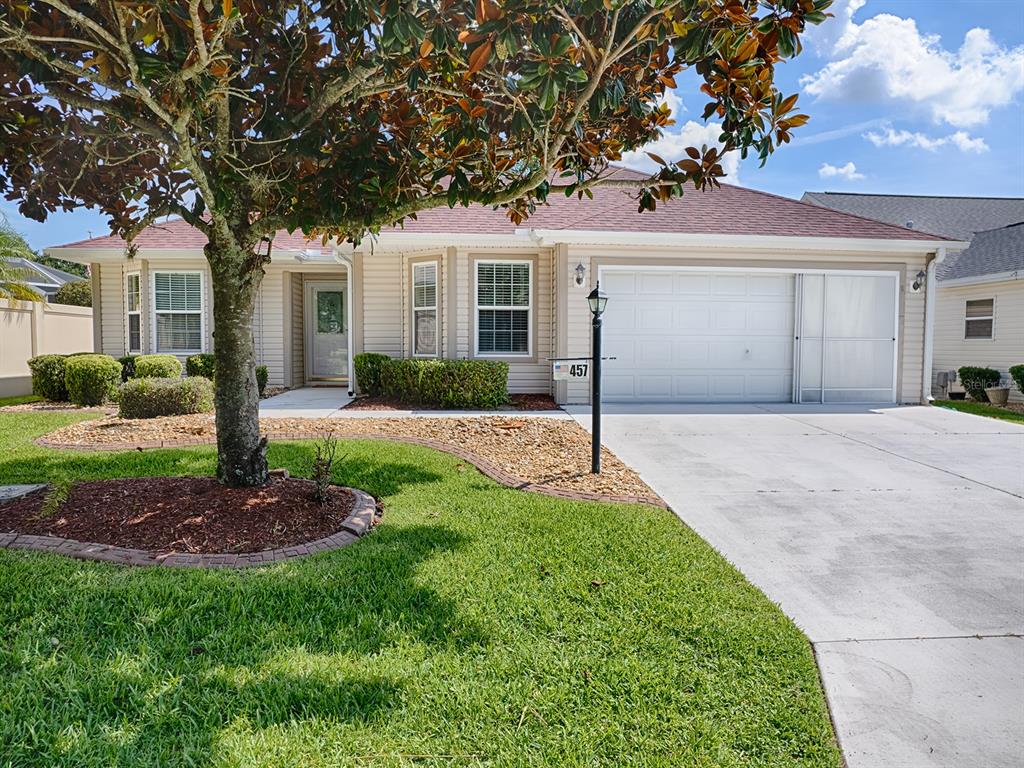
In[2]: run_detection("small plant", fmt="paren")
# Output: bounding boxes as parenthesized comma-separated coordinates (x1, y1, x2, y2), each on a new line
(118, 377, 214, 419)
(37, 478, 72, 519)
(957, 366, 1001, 402)
(256, 365, 269, 397)
(52, 280, 91, 307)
(1010, 365, 1024, 394)
(133, 354, 183, 379)
(27, 353, 70, 401)
(117, 355, 138, 382)
(310, 432, 339, 505)
(64, 354, 121, 406)
(186, 353, 217, 379)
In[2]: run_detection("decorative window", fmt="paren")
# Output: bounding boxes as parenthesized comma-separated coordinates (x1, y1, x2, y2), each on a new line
(152, 271, 204, 353)
(412, 262, 438, 356)
(126, 272, 142, 353)
(476, 261, 531, 355)
(964, 298, 994, 339)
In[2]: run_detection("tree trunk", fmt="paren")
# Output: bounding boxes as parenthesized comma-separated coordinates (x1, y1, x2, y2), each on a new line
(206, 234, 268, 487)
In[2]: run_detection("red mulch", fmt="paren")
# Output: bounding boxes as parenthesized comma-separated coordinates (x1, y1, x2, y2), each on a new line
(0, 477, 356, 555)
(344, 393, 559, 411)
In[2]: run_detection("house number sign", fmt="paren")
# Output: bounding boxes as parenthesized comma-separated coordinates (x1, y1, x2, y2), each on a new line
(552, 360, 590, 381)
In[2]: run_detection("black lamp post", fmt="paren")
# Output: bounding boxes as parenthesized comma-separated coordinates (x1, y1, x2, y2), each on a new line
(587, 283, 608, 474)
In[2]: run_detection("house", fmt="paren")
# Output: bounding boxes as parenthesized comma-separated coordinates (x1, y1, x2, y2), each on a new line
(46, 169, 961, 406)
(2, 256, 85, 301)
(802, 192, 1024, 399)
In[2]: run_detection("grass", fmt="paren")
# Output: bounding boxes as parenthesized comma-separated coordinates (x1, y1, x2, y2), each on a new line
(935, 399, 1024, 424)
(0, 411, 841, 768)
(0, 394, 42, 407)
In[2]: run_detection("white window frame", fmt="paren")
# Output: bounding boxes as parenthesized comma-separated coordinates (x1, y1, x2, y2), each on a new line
(125, 271, 142, 354)
(964, 297, 995, 341)
(411, 260, 439, 358)
(150, 270, 206, 355)
(474, 259, 532, 358)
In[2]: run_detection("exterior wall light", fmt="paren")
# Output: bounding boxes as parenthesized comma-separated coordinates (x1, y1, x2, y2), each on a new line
(575, 262, 586, 286)
(912, 270, 926, 292)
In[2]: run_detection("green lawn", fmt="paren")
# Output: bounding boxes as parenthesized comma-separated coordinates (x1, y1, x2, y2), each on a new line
(935, 399, 1024, 424)
(0, 412, 840, 767)
(0, 394, 42, 407)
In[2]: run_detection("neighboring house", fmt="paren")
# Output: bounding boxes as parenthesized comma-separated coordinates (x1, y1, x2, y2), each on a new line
(802, 192, 1024, 400)
(47, 169, 959, 406)
(1, 256, 85, 301)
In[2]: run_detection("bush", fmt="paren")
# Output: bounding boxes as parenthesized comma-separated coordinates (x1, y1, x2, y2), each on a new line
(52, 280, 91, 307)
(1010, 365, 1024, 394)
(133, 354, 183, 379)
(27, 354, 69, 401)
(117, 355, 137, 382)
(256, 365, 269, 397)
(381, 358, 509, 408)
(118, 376, 215, 419)
(354, 353, 390, 396)
(958, 366, 1001, 402)
(186, 353, 216, 379)
(64, 354, 121, 406)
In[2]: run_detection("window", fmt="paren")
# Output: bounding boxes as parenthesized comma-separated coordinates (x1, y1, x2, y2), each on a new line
(964, 298, 994, 339)
(476, 261, 530, 355)
(412, 261, 438, 356)
(153, 271, 204, 353)
(126, 272, 141, 353)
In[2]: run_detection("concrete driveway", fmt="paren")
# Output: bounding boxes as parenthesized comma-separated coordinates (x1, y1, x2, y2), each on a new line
(568, 404, 1024, 768)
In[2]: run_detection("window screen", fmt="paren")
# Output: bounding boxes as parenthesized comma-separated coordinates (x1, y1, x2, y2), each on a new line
(153, 272, 203, 352)
(964, 299, 994, 339)
(477, 262, 530, 354)
(413, 262, 437, 356)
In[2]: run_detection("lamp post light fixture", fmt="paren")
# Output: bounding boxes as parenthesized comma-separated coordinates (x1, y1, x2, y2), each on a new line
(587, 283, 608, 474)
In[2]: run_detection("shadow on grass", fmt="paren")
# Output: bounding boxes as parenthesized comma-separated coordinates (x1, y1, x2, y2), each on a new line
(1, 523, 481, 765)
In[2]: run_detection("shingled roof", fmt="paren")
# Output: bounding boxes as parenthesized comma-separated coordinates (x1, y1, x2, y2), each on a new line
(801, 191, 1024, 241)
(938, 223, 1024, 282)
(51, 168, 947, 251)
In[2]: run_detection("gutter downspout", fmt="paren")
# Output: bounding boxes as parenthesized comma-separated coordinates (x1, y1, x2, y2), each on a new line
(922, 246, 947, 404)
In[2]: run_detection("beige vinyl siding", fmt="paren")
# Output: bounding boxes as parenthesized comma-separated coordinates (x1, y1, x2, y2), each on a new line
(289, 272, 304, 388)
(360, 254, 404, 359)
(559, 245, 932, 405)
(98, 262, 126, 358)
(934, 279, 1024, 401)
(254, 267, 285, 386)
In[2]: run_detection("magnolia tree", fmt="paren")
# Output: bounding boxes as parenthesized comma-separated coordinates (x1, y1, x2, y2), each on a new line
(0, 0, 828, 486)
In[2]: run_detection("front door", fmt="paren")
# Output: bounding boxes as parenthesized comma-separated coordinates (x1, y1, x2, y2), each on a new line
(305, 281, 348, 382)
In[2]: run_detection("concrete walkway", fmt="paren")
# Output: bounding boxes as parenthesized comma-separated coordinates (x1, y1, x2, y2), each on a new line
(568, 403, 1024, 768)
(259, 388, 569, 419)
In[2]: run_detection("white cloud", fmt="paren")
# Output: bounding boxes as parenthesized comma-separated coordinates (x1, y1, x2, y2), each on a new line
(801, 8, 1024, 127)
(864, 125, 989, 153)
(620, 120, 742, 183)
(818, 161, 865, 181)
(804, 0, 867, 54)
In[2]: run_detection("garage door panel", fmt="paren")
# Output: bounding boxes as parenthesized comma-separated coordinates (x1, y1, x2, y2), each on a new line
(637, 375, 673, 398)
(711, 375, 746, 398)
(713, 304, 749, 330)
(673, 375, 710, 398)
(604, 375, 635, 398)
(603, 271, 636, 295)
(675, 273, 712, 295)
(713, 275, 748, 295)
(675, 340, 711, 366)
(638, 306, 673, 330)
(749, 305, 793, 331)
(638, 272, 674, 294)
(674, 307, 712, 330)
(749, 274, 793, 296)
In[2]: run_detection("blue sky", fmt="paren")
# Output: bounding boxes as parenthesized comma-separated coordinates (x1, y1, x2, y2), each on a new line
(4, 0, 1023, 250)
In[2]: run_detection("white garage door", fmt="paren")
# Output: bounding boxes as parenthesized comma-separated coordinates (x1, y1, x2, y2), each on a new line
(601, 270, 795, 402)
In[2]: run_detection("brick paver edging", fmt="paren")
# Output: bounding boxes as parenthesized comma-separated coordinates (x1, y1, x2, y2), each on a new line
(36, 433, 668, 508)
(0, 488, 378, 569)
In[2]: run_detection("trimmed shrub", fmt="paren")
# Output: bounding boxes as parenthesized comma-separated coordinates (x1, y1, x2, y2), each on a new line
(958, 366, 1001, 402)
(52, 280, 91, 307)
(381, 359, 509, 408)
(27, 354, 69, 401)
(64, 354, 121, 406)
(118, 376, 214, 419)
(256, 365, 269, 397)
(118, 355, 138, 382)
(354, 352, 390, 396)
(1010, 365, 1024, 395)
(133, 354, 183, 379)
(186, 353, 216, 380)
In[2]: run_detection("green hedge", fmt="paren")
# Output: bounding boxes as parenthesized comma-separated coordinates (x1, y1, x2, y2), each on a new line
(186, 353, 216, 379)
(1010, 365, 1024, 394)
(380, 358, 509, 408)
(133, 354, 183, 379)
(117, 355, 138, 382)
(354, 353, 390, 396)
(52, 280, 91, 307)
(118, 376, 215, 419)
(958, 366, 1001, 401)
(64, 354, 121, 406)
(27, 354, 70, 401)
(256, 365, 268, 397)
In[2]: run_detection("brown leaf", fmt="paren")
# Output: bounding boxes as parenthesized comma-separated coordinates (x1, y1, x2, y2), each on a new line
(645, 151, 667, 166)
(467, 39, 493, 75)
(419, 39, 434, 58)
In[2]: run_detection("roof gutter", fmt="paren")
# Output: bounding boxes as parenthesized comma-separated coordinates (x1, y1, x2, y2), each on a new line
(939, 269, 1022, 288)
(922, 247, 948, 404)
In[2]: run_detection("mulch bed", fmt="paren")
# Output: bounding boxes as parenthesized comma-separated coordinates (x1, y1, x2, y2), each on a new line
(343, 393, 559, 411)
(0, 476, 356, 555)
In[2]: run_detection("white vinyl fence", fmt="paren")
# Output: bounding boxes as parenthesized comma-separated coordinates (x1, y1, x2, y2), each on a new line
(0, 300, 94, 397)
